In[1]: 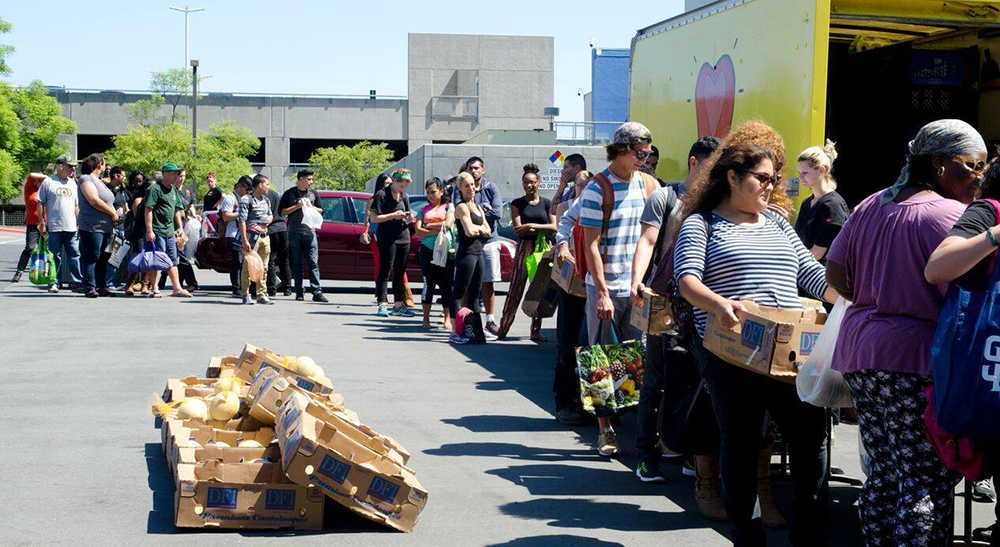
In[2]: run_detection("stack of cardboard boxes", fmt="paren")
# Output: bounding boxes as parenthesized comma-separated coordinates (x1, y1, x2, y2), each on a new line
(155, 343, 428, 532)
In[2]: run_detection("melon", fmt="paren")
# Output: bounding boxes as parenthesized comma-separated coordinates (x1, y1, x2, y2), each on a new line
(177, 398, 208, 420)
(209, 391, 240, 421)
(295, 356, 322, 379)
(238, 439, 263, 448)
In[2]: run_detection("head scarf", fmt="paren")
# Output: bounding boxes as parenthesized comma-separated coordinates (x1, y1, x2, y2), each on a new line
(881, 119, 986, 204)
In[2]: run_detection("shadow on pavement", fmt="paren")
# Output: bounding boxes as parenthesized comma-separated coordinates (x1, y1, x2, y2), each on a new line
(145, 443, 177, 535)
(485, 535, 625, 547)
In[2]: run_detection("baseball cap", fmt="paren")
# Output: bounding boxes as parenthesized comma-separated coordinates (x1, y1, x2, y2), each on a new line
(55, 154, 78, 167)
(613, 122, 653, 146)
(161, 162, 182, 172)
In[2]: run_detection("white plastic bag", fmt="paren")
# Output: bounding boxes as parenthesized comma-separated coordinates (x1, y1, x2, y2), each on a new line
(182, 217, 201, 259)
(432, 228, 451, 267)
(796, 297, 853, 408)
(108, 235, 131, 269)
(301, 200, 324, 230)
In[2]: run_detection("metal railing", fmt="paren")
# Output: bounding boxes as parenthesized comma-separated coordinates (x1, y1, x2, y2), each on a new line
(1, 209, 26, 227)
(43, 86, 407, 101)
(551, 121, 622, 145)
(430, 95, 479, 121)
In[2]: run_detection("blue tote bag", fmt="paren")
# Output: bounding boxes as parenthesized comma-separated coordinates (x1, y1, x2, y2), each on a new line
(930, 199, 1000, 439)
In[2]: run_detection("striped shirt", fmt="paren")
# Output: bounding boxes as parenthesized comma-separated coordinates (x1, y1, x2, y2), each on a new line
(673, 211, 828, 337)
(578, 169, 648, 297)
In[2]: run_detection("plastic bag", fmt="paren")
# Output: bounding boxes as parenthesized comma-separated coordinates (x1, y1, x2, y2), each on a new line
(28, 235, 58, 285)
(245, 249, 264, 282)
(301, 200, 324, 231)
(432, 227, 451, 267)
(796, 297, 853, 408)
(524, 235, 551, 283)
(181, 217, 201, 259)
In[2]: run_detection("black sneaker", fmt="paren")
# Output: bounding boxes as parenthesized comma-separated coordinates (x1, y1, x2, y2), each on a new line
(555, 407, 585, 426)
(636, 460, 667, 483)
(313, 292, 328, 303)
(70, 283, 87, 294)
(295, 293, 304, 301)
(283, 288, 293, 297)
(11, 271, 22, 283)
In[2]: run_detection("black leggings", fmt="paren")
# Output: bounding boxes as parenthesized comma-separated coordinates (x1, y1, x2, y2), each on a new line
(417, 245, 453, 309)
(376, 238, 410, 304)
(450, 248, 483, 318)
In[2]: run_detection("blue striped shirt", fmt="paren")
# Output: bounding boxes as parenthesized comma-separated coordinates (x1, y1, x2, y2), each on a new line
(673, 211, 828, 337)
(578, 169, 647, 297)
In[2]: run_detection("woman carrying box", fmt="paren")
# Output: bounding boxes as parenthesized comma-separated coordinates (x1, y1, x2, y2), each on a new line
(673, 142, 835, 547)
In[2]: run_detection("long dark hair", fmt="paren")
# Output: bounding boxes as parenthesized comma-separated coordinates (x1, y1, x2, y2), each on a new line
(425, 177, 449, 204)
(979, 157, 1000, 200)
(680, 143, 777, 221)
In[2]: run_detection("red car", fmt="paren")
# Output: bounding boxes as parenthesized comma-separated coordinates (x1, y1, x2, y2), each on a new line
(195, 190, 515, 282)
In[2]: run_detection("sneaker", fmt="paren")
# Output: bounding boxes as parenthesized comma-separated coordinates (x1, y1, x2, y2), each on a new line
(483, 330, 499, 342)
(295, 293, 304, 301)
(243, 296, 255, 305)
(636, 460, 667, 483)
(312, 292, 329, 303)
(97, 288, 113, 297)
(283, 288, 293, 297)
(267, 289, 276, 297)
(85, 289, 98, 298)
(658, 440, 686, 459)
(48, 284, 59, 293)
(70, 283, 86, 294)
(377, 304, 391, 317)
(449, 332, 470, 345)
(11, 271, 21, 283)
(485, 320, 500, 337)
(597, 429, 619, 457)
(231, 289, 241, 298)
(555, 407, 585, 426)
(973, 478, 996, 503)
(257, 296, 275, 305)
(682, 456, 697, 477)
(393, 306, 416, 317)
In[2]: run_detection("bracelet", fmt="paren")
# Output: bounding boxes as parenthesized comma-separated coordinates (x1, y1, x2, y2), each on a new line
(988, 228, 1000, 247)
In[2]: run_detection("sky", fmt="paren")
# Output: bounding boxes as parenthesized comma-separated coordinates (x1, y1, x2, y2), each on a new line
(2, 0, 685, 122)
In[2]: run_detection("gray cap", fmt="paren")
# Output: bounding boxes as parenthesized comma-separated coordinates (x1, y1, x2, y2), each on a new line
(613, 122, 652, 145)
(55, 154, 78, 167)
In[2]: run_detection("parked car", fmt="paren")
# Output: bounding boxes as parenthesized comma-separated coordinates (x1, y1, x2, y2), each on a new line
(195, 190, 515, 283)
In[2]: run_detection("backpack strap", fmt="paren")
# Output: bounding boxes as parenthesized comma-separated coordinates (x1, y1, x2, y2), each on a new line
(590, 172, 616, 262)
(639, 172, 658, 199)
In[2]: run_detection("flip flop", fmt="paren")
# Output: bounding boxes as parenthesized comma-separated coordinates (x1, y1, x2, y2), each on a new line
(171, 290, 193, 298)
(150, 291, 162, 298)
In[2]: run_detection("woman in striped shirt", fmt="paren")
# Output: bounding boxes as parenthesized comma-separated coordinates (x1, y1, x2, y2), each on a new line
(673, 143, 835, 546)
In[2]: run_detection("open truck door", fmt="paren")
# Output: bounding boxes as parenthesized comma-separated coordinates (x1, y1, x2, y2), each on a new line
(630, 0, 1000, 208)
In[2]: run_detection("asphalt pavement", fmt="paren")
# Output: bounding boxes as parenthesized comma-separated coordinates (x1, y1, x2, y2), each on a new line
(0, 227, 993, 546)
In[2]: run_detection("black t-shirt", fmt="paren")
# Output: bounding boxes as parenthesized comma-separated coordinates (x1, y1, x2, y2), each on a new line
(266, 189, 287, 234)
(371, 186, 411, 244)
(948, 200, 999, 292)
(511, 196, 551, 240)
(794, 191, 849, 262)
(279, 186, 323, 234)
(203, 187, 223, 211)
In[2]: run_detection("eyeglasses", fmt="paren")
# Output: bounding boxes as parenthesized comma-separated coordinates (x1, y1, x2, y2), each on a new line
(954, 156, 987, 173)
(747, 171, 778, 189)
(631, 146, 652, 160)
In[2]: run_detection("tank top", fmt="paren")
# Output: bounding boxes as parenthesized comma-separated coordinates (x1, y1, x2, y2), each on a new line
(457, 202, 486, 255)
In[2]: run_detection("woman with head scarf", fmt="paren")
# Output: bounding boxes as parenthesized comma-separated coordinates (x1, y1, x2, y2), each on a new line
(826, 119, 987, 546)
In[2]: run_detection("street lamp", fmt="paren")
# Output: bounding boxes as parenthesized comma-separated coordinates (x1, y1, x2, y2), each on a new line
(191, 60, 199, 157)
(169, 5, 205, 69)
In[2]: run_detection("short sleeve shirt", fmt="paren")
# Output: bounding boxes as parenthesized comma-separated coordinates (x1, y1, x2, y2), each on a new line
(510, 196, 551, 240)
(578, 169, 648, 297)
(371, 186, 411, 244)
(77, 175, 115, 233)
(280, 187, 323, 234)
(639, 185, 681, 265)
(948, 200, 999, 292)
(794, 191, 850, 262)
(220, 193, 240, 239)
(416, 203, 454, 250)
(143, 182, 183, 237)
(37, 175, 79, 232)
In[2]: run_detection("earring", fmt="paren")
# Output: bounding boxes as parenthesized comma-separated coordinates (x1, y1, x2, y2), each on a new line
(938, 166, 946, 178)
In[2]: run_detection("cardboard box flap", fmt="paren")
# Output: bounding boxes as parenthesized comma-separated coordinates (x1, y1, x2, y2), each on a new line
(739, 299, 826, 325)
(192, 459, 287, 484)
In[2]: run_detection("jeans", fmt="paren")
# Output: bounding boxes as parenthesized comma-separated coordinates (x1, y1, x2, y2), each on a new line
(78, 230, 110, 291)
(376, 238, 410, 304)
(289, 231, 321, 296)
(554, 289, 587, 411)
(15, 225, 40, 273)
(227, 237, 244, 293)
(266, 230, 291, 294)
(153, 235, 179, 266)
(46, 230, 82, 285)
(690, 335, 829, 546)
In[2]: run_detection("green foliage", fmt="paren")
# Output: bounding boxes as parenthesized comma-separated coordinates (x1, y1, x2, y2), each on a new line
(190, 121, 259, 197)
(307, 141, 394, 192)
(0, 17, 13, 77)
(104, 122, 193, 179)
(126, 69, 202, 126)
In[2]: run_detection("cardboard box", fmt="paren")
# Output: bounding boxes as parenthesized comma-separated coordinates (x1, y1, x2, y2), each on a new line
(551, 255, 587, 297)
(163, 420, 276, 475)
(247, 367, 352, 427)
(162, 376, 250, 404)
(174, 459, 325, 530)
(702, 298, 827, 383)
(276, 392, 427, 532)
(629, 288, 674, 335)
(235, 344, 334, 396)
(161, 417, 266, 462)
(206, 355, 238, 379)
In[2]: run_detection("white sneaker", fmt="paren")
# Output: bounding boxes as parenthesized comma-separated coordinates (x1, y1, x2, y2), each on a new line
(242, 296, 255, 305)
(256, 296, 274, 305)
(48, 284, 59, 293)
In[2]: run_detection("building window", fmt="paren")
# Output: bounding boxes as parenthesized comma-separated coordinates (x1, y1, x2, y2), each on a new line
(77, 134, 116, 159)
(289, 139, 408, 164)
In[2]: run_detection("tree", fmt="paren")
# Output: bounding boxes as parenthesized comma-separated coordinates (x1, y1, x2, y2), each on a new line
(307, 141, 395, 192)
(127, 68, 201, 126)
(190, 121, 260, 195)
(0, 18, 13, 77)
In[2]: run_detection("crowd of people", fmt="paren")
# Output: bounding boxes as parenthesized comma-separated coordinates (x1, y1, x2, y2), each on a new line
(10, 117, 1000, 546)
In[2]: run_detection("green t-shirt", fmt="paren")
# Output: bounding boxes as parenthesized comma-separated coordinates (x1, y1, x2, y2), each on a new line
(144, 182, 183, 237)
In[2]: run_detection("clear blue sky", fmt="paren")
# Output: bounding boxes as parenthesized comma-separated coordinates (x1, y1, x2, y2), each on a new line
(2, 0, 683, 122)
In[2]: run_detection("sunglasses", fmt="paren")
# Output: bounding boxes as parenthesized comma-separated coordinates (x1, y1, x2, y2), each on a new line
(631, 146, 652, 160)
(747, 171, 778, 189)
(954, 156, 987, 173)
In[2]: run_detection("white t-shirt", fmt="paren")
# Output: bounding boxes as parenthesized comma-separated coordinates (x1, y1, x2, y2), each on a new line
(220, 193, 239, 239)
(37, 175, 79, 232)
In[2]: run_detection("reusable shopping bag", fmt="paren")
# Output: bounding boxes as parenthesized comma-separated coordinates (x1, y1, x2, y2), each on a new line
(28, 235, 58, 285)
(524, 234, 551, 283)
(431, 227, 452, 267)
(930, 198, 1000, 438)
(924, 386, 989, 481)
(128, 241, 173, 273)
(107, 231, 130, 269)
(577, 321, 644, 417)
(796, 298, 853, 408)
(521, 249, 559, 318)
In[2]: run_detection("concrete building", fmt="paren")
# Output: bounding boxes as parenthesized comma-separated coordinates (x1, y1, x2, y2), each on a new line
(45, 32, 557, 194)
(588, 48, 631, 141)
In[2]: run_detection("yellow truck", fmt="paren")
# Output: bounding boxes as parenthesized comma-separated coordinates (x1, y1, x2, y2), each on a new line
(629, 0, 1000, 206)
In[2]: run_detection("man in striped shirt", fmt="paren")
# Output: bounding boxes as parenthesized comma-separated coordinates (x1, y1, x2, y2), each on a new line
(579, 121, 656, 457)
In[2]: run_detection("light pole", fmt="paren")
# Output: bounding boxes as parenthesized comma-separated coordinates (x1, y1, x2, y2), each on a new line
(191, 60, 199, 157)
(168, 5, 204, 69)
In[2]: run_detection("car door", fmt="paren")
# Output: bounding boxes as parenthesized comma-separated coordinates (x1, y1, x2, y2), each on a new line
(350, 197, 377, 282)
(315, 195, 356, 279)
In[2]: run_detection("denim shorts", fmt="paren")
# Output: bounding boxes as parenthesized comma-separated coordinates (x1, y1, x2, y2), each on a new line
(153, 235, 179, 266)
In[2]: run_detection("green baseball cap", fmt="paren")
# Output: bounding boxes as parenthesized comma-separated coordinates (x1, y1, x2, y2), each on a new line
(55, 154, 78, 167)
(161, 162, 182, 172)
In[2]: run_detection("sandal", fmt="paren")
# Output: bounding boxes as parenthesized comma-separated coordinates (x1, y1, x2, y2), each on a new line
(149, 290, 162, 298)
(140, 282, 150, 295)
(171, 289, 193, 298)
